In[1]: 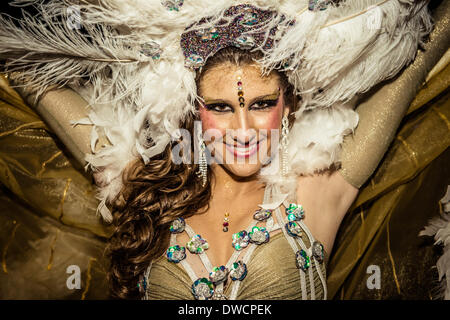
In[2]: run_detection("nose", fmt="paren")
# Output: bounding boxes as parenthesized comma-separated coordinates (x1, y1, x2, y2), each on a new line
(230, 108, 256, 145)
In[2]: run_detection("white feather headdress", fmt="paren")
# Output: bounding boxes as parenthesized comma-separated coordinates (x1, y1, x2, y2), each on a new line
(0, 0, 433, 222)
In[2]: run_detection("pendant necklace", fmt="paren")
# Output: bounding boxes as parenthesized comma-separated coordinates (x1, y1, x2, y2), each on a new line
(223, 212, 230, 232)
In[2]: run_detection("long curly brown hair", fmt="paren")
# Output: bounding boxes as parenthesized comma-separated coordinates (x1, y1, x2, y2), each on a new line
(106, 47, 297, 299)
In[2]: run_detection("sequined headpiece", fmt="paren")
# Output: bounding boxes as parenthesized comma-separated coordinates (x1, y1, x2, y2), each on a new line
(180, 4, 292, 69)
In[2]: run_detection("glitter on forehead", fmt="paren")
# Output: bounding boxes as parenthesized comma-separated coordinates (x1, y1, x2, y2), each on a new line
(180, 4, 294, 70)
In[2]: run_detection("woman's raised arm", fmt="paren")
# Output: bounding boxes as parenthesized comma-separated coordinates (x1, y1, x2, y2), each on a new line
(14, 85, 108, 169)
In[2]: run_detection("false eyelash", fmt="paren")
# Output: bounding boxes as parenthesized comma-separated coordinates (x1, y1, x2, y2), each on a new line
(204, 103, 233, 112)
(249, 99, 279, 110)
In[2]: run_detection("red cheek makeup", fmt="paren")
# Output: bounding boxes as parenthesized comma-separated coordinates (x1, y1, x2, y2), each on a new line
(198, 102, 217, 130)
(265, 91, 284, 130)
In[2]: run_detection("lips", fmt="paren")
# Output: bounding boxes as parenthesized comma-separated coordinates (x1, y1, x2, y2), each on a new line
(225, 141, 260, 158)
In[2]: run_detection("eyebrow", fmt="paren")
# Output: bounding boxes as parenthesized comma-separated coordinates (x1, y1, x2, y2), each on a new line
(203, 89, 280, 107)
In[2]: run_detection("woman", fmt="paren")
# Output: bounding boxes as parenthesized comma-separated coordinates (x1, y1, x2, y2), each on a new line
(109, 45, 358, 300)
(0, 0, 433, 300)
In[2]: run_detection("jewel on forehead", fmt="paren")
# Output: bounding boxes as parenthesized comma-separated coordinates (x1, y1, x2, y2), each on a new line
(237, 76, 245, 108)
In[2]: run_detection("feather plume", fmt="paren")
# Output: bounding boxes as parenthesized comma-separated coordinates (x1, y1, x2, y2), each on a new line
(420, 185, 450, 300)
(0, 1, 155, 100)
(0, 0, 433, 222)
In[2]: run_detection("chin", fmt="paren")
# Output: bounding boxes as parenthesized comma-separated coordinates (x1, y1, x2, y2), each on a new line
(221, 162, 263, 178)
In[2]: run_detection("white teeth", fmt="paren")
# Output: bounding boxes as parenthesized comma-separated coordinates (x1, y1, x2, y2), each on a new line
(231, 144, 257, 153)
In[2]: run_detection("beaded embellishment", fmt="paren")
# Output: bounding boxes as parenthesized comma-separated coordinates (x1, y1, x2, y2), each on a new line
(185, 54, 204, 69)
(223, 212, 230, 232)
(312, 241, 325, 263)
(180, 4, 293, 69)
(166, 245, 186, 263)
(248, 226, 270, 245)
(232, 230, 250, 251)
(170, 217, 186, 233)
(139, 41, 162, 60)
(285, 203, 305, 221)
(237, 76, 245, 108)
(211, 291, 228, 300)
(199, 27, 220, 41)
(209, 265, 229, 284)
(161, 0, 184, 11)
(137, 273, 147, 294)
(308, 0, 332, 12)
(192, 277, 214, 300)
(253, 208, 272, 221)
(186, 234, 209, 254)
(285, 221, 303, 237)
(295, 249, 311, 271)
(233, 35, 256, 49)
(230, 261, 248, 281)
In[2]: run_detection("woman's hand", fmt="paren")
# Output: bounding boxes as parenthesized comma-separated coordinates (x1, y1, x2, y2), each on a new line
(296, 170, 359, 255)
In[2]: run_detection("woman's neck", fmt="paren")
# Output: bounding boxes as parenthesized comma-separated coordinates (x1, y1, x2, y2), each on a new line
(210, 164, 265, 199)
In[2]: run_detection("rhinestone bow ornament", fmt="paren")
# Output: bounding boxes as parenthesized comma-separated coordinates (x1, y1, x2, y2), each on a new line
(232, 230, 250, 251)
(166, 245, 186, 263)
(187, 234, 209, 253)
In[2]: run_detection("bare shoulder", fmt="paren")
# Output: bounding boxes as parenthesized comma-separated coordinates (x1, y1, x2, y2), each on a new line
(296, 169, 359, 254)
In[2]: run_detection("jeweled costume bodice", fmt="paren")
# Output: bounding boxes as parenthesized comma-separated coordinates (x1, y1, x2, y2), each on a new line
(142, 184, 328, 300)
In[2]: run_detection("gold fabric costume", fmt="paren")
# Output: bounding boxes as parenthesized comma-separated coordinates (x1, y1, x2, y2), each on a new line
(147, 231, 328, 300)
(0, 1, 448, 300)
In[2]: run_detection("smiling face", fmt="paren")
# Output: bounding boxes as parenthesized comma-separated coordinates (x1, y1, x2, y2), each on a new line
(197, 62, 290, 178)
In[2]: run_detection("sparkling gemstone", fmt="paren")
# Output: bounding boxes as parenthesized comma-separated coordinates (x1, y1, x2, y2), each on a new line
(137, 274, 147, 294)
(232, 230, 250, 251)
(186, 234, 209, 254)
(239, 97, 245, 103)
(285, 203, 305, 220)
(169, 217, 185, 233)
(237, 81, 242, 86)
(161, 0, 184, 11)
(239, 11, 259, 26)
(201, 27, 220, 41)
(230, 261, 247, 281)
(308, 0, 331, 11)
(209, 265, 229, 284)
(285, 221, 302, 237)
(211, 291, 228, 300)
(239, 103, 245, 108)
(166, 245, 186, 263)
(191, 277, 214, 300)
(139, 41, 162, 59)
(223, 226, 229, 232)
(295, 249, 311, 271)
(253, 209, 272, 221)
(238, 91, 244, 97)
(248, 226, 270, 245)
(233, 35, 256, 49)
(185, 54, 204, 69)
(223, 222, 229, 227)
(312, 241, 324, 263)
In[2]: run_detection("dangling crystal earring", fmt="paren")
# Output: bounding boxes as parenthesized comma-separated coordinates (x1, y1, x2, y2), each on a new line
(281, 115, 289, 176)
(196, 124, 208, 187)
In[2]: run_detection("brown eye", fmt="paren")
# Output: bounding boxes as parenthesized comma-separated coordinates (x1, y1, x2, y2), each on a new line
(205, 103, 233, 113)
(250, 99, 278, 110)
